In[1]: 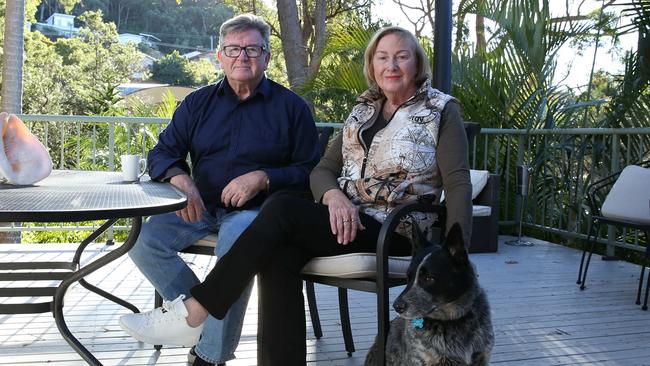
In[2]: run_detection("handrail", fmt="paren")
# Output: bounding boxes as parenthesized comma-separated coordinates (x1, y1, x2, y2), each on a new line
(480, 127, 650, 135)
(3, 114, 649, 257)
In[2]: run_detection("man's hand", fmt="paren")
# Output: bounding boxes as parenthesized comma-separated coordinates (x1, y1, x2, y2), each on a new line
(170, 174, 206, 223)
(322, 189, 365, 245)
(221, 170, 268, 208)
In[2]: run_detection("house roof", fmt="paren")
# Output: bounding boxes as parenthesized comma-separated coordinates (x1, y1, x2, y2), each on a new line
(45, 13, 75, 22)
(181, 51, 203, 59)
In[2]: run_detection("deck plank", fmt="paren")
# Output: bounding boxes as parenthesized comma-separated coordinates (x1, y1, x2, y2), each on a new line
(1, 235, 649, 365)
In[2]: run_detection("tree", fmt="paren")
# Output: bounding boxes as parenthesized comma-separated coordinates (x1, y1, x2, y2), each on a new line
(226, 0, 369, 91)
(22, 31, 68, 114)
(0, 0, 25, 244)
(276, 0, 374, 91)
(151, 51, 219, 86)
(52, 10, 144, 114)
(393, 0, 434, 38)
(298, 19, 378, 121)
(1, 0, 25, 113)
(70, 0, 233, 53)
(36, 0, 80, 21)
(151, 51, 192, 85)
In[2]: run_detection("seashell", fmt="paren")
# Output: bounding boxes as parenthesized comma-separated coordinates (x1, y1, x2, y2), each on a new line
(0, 112, 53, 185)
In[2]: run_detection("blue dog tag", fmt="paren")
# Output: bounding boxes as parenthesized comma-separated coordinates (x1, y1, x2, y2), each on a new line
(412, 318, 424, 329)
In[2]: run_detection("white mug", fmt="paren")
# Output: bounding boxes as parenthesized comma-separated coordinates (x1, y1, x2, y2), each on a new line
(121, 154, 147, 182)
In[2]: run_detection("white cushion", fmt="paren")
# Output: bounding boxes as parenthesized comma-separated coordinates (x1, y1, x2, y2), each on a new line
(601, 165, 650, 224)
(193, 234, 217, 248)
(440, 169, 490, 202)
(472, 205, 492, 217)
(191, 236, 410, 279)
(301, 253, 411, 279)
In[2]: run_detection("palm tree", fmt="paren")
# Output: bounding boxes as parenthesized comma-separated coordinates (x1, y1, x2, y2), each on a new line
(1, 0, 25, 113)
(298, 19, 377, 122)
(0, 0, 25, 244)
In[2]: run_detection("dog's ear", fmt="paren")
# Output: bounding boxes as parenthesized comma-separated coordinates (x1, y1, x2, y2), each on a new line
(409, 221, 432, 255)
(445, 223, 469, 264)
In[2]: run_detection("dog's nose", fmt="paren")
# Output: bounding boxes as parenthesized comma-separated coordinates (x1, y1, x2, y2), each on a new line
(393, 299, 407, 314)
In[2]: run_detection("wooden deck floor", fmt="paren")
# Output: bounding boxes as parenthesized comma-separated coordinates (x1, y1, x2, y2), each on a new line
(1, 236, 649, 365)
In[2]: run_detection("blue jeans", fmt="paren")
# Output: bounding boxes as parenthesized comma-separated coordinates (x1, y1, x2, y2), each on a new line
(128, 209, 259, 364)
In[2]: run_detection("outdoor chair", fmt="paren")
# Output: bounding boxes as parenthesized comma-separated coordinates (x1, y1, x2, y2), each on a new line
(577, 160, 650, 310)
(300, 122, 500, 364)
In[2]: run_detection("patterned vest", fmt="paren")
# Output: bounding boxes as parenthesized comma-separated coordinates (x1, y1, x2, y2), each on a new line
(338, 79, 455, 237)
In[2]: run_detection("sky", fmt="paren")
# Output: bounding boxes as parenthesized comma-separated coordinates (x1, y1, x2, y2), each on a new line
(371, 0, 638, 89)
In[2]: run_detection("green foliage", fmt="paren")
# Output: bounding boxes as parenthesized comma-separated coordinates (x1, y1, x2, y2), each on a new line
(69, 0, 233, 53)
(20, 10, 143, 115)
(151, 50, 218, 86)
(265, 36, 289, 87)
(448, 1, 596, 236)
(299, 19, 380, 122)
(125, 90, 180, 119)
(450, 0, 650, 245)
(23, 31, 68, 114)
(21, 220, 129, 244)
(151, 51, 191, 85)
(0, 0, 40, 35)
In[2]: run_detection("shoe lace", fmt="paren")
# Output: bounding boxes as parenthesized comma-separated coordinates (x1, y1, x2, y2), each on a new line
(161, 294, 186, 314)
(144, 294, 186, 325)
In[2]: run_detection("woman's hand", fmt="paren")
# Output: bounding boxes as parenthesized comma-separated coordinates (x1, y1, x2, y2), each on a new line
(170, 174, 206, 223)
(322, 189, 366, 245)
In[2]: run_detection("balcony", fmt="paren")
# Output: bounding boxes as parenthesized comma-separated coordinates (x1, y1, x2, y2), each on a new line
(1, 115, 649, 365)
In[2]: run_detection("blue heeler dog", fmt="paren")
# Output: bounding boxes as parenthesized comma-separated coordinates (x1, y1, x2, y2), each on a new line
(365, 223, 494, 366)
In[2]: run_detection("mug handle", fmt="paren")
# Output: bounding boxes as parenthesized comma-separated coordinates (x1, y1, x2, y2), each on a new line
(139, 158, 147, 178)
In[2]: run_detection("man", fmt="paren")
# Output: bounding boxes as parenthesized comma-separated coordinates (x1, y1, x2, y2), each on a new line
(119, 14, 319, 366)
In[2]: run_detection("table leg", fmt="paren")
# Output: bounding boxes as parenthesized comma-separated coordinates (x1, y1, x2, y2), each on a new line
(79, 278, 140, 313)
(52, 217, 143, 365)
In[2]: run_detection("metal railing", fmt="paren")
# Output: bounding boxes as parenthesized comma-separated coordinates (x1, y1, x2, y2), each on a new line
(2, 115, 649, 255)
(470, 127, 650, 255)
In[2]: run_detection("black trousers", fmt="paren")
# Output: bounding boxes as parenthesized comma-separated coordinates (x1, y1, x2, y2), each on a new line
(190, 193, 411, 365)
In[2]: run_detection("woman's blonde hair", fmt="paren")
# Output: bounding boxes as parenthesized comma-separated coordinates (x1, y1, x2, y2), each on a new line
(363, 26, 431, 92)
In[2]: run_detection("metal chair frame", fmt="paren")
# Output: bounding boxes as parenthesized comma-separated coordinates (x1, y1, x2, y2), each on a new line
(577, 160, 650, 310)
(303, 122, 480, 364)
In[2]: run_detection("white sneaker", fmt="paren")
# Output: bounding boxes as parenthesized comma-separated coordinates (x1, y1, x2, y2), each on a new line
(119, 294, 204, 346)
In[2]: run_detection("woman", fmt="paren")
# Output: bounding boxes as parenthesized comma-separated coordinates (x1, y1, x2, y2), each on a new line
(124, 26, 472, 366)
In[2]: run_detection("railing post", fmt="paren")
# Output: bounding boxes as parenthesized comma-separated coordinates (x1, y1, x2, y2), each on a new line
(107, 123, 116, 245)
(606, 134, 620, 258)
(76, 122, 81, 169)
(108, 123, 116, 171)
(59, 125, 65, 169)
(513, 134, 526, 226)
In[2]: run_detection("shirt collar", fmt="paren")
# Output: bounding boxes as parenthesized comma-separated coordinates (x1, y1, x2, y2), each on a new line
(217, 76, 270, 100)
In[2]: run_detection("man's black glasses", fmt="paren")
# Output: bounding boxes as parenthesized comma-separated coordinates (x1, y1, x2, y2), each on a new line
(222, 45, 266, 58)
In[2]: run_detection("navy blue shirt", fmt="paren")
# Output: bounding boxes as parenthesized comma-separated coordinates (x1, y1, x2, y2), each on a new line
(147, 77, 320, 213)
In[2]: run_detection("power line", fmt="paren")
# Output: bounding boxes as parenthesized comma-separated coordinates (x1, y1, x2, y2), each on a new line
(148, 40, 213, 52)
(119, 28, 216, 41)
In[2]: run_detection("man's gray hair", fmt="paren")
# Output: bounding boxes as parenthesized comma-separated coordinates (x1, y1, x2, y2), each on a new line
(219, 14, 271, 51)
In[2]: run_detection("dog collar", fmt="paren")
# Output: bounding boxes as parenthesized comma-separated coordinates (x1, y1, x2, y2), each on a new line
(412, 318, 424, 329)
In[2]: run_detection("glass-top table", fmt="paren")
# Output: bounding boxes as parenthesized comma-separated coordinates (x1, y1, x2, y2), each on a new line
(0, 170, 187, 365)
